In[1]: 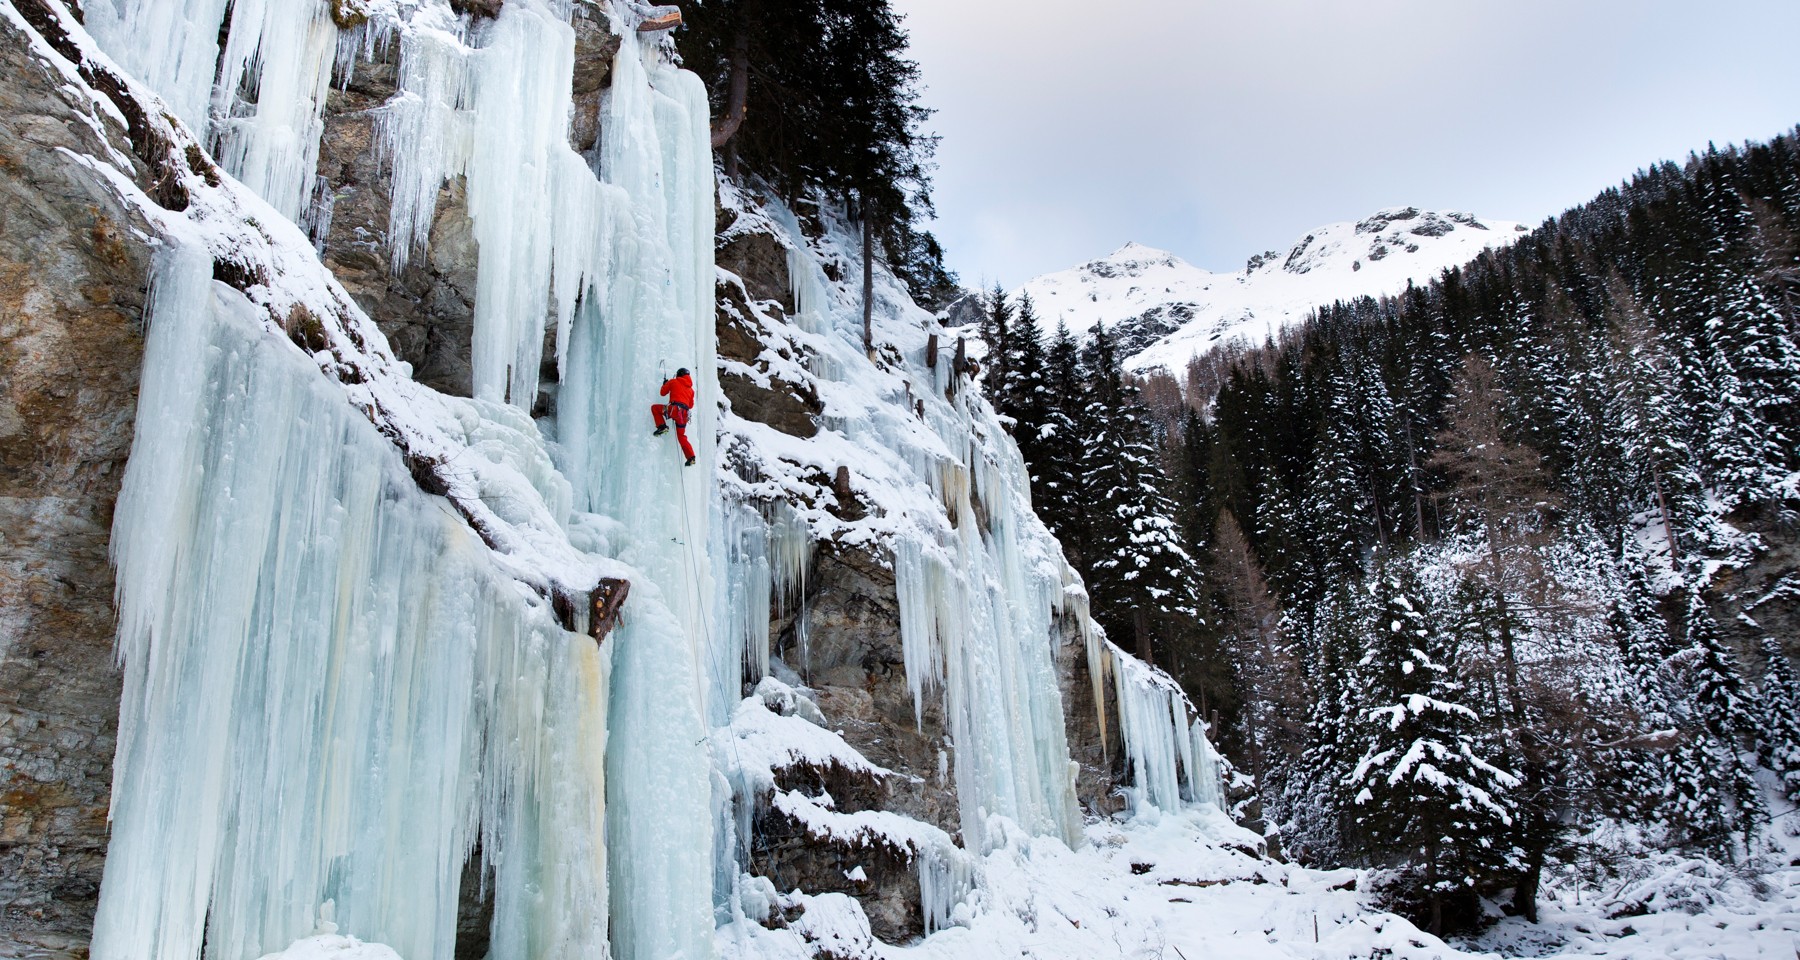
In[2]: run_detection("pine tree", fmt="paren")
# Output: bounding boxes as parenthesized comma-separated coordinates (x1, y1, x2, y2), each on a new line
(1604, 537, 1681, 826)
(1285, 583, 1368, 864)
(1003, 293, 1051, 461)
(1031, 321, 1090, 569)
(1343, 562, 1522, 936)
(1756, 635, 1800, 804)
(1660, 591, 1765, 853)
(979, 283, 1014, 402)
(680, 0, 952, 303)
(1081, 326, 1204, 663)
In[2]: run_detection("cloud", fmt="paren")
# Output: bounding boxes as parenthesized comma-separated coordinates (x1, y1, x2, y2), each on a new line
(894, 0, 1800, 288)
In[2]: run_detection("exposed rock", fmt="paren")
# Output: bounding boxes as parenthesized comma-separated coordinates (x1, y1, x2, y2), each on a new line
(751, 804, 924, 944)
(0, 12, 152, 946)
(775, 543, 959, 838)
(718, 291, 820, 438)
(449, 0, 504, 18)
(717, 206, 796, 312)
(569, 9, 621, 154)
(938, 292, 984, 329)
(1108, 302, 1194, 357)
(1709, 503, 1800, 664)
(716, 212, 821, 439)
(1057, 620, 1126, 819)
(315, 39, 480, 397)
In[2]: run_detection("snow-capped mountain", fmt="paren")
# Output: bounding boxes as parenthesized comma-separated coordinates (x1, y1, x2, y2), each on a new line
(1017, 207, 1528, 373)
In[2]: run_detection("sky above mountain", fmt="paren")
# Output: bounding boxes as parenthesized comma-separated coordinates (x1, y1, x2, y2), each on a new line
(892, 0, 1800, 290)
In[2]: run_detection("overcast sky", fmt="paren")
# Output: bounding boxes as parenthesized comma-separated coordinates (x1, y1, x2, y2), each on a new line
(890, 0, 1800, 289)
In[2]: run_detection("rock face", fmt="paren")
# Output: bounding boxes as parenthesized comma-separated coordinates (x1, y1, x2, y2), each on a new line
(716, 206, 822, 439)
(714, 207, 1123, 943)
(315, 42, 481, 398)
(776, 544, 959, 838)
(1056, 621, 1126, 819)
(0, 10, 153, 951)
(0, 5, 1136, 956)
(1709, 505, 1800, 664)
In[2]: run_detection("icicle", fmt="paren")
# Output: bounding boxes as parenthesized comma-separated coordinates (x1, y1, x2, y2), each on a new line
(1105, 640, 1225, 815)
(379, 14, 475, 273)
(210, 0, 340, 220)
(83, 0, 233, 135)
(381, 0, 621, 406)
(85, 0, 340, 220)
(93, 244, 610, 960)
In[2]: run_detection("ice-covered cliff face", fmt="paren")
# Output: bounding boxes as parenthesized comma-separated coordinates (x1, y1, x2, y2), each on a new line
(1017, 208, 1526, 373)
(0, 0, 1227, 956)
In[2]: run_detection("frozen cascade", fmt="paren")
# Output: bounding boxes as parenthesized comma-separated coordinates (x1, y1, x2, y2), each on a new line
(722, 197, 1085, 862)
(555, 24, 720, 960)
(1096, 638, 1225, 813)
(85, 0, 339, 220)
(360, 1, 724, 952)
(92, 243, 612, 960)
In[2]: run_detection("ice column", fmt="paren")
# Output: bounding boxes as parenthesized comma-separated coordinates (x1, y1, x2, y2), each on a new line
(552, 24, 720, 960)
(379, 5, 719, 953)
(209, 0, 340, 219)
(92, 245, 611, 960)
(381, 0, 623, 407)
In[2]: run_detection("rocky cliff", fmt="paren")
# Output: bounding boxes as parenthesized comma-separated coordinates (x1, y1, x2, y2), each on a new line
(0, 3, 1222, 957)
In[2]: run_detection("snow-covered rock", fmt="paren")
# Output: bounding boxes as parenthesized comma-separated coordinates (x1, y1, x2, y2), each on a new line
(1017, 208, 1527, 374)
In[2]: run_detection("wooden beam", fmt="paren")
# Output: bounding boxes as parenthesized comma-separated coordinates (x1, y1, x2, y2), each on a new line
(638, 6, 683, 32)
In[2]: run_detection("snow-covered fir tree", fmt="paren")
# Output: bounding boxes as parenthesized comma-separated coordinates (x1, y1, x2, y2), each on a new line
(1755, 635, 1800, 804)
(1343, 561, 1523, 935)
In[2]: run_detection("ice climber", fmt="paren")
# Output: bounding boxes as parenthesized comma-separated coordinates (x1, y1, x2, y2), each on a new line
(651, 367, 698, 466)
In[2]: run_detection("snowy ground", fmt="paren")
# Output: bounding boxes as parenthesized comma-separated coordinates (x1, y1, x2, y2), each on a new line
(711, 804, 1800, 960)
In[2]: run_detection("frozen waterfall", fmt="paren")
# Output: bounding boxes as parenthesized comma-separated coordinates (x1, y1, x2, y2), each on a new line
(93, 243, 612, 960)
(74, 0, 1232, 955)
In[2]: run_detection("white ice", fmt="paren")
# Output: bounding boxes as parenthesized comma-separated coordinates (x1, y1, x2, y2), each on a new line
(93, 243, 611, 960)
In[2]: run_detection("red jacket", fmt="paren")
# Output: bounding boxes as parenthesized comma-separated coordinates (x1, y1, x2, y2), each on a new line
(660, 374, 695, 409)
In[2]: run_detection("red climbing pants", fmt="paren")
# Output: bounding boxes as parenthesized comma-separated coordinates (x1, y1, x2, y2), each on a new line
(652, 402, 696, 460)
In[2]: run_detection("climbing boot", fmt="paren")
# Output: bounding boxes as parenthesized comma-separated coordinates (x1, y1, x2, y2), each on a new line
(653, 425, 669, 437)
(685, 456, 697, 467)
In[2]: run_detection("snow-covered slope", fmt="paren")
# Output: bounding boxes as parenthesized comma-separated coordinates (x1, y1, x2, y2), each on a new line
(1018, 208, 1527, 373)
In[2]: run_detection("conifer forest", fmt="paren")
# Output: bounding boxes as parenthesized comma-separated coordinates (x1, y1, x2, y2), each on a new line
(981, 130, 1800, 932)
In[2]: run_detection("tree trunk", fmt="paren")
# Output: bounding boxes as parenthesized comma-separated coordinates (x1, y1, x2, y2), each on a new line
(862, 213, 875, 356)
(1515, 815, 1545, 922)
(1406, 422, 1429, 540)
(1426, 838, 1443, 937)
(1133, 607, 1153, 666)
(710, 25, 751, 150)
(1652, 470, 1681, 565)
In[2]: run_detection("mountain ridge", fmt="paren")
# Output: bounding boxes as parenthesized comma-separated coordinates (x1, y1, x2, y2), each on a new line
(1016, 206, 1529, 372)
